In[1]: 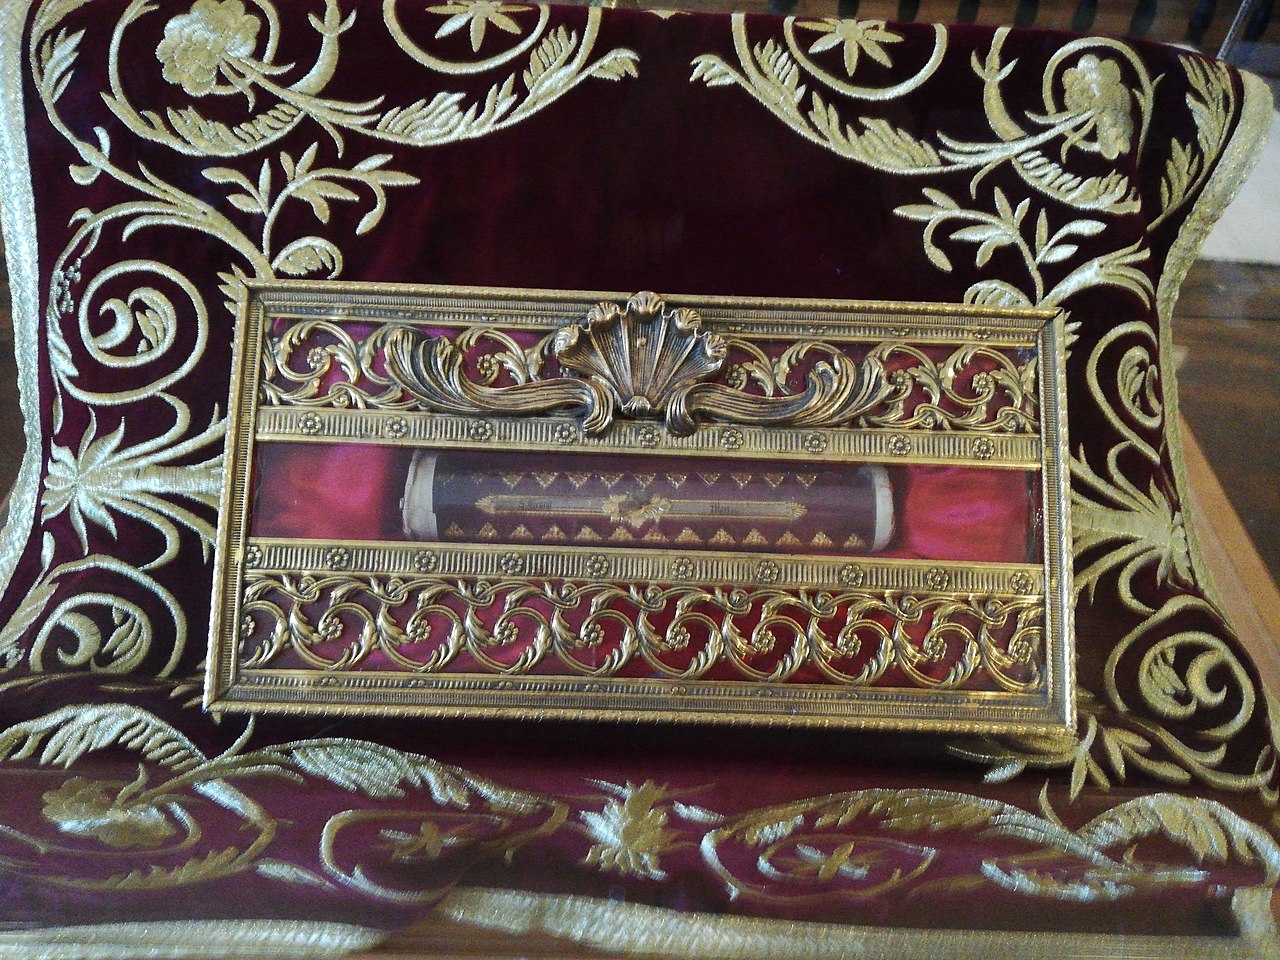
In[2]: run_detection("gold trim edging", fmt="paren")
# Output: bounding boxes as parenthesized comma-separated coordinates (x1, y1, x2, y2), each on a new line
(1157, 71, 1275, 630)
(437, 885, 1279, 960)
(0, 0, 44, 581)
(0, 919, 384, 959)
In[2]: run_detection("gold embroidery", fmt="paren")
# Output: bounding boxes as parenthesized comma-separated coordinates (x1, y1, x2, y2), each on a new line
(4, 692, 1275, 914)
(0, 919, 384, 959)
(0, 0, 642, 679)
(438, 885, 1277, 957)
(578, 780, 682, 881)
(690, 15, 1280, 807)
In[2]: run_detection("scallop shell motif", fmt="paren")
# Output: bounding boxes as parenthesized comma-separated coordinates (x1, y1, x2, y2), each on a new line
(554, 292, 727, 419)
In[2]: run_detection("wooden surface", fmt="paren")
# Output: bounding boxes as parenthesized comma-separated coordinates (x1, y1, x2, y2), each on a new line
(1173, 262, 1280, 582)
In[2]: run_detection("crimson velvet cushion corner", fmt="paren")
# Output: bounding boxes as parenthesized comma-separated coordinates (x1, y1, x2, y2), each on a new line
(0, 1, 1276, 956)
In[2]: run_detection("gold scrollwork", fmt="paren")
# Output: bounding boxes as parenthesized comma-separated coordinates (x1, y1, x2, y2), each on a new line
(238, 570, 1043, 693)
(274, 291, 1040, 438)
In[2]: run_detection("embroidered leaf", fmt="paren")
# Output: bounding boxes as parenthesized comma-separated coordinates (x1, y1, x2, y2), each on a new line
(949, 224, 1009, 244)
(964, 280, 1031, 308)
(1059, 219, 1106, 238)
(203, 166, 253, 190)
(256, 859, 338, 890)
(375, 93, 467, 141)
(0, 704, 205, 771)
(229, 193, 263, 214)
(590, 49, 639, 82)
(273, 237, 342, 277)
(756, 39, 806, 105)
(291, 178, 361, 224)
(524, 27, 577, 94)
(1015, 150, 1137, 213)
(690, 56, 738, 88)
(37, 28, 84, 104)
(1081, 795, 1280, 881)
(983, 758, 1028, 783)
(1039, 243, 1078, 264)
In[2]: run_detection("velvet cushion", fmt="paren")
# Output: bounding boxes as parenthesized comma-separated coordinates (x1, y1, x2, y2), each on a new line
(0, 0, 1276, 952)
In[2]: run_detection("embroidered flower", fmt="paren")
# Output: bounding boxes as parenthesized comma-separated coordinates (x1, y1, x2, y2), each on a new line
(42, 776, 176, 849)
(1061, 55, 1133, 160)
(795, 19, 903, 76)
(427, 1, 533, 53)
(580, 781, 681, 880)
(156, 0, 261, 97)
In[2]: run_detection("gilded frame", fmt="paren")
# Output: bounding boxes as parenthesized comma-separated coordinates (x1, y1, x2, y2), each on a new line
(206, 281, 1073, 733)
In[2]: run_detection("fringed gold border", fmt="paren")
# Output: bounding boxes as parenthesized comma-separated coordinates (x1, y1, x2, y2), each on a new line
(0, 0, 45, 581)
(437, 885, 1279, 959)
(0, 919, 384, 959)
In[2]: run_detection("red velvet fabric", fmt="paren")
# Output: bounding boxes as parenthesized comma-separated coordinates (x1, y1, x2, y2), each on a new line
(0, 0, 1274, 946)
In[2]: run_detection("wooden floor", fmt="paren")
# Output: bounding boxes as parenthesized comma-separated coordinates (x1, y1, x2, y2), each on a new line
(1173, 262, 1280, 580)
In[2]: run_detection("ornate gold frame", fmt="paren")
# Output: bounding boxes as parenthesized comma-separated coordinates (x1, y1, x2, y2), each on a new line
(206, 281, 1072, 733)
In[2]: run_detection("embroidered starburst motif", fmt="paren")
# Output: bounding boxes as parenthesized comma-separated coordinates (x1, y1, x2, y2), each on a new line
(427, 1, 533, 53)
(580, 780, 682, 880)
(795, 19, 903, 76)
